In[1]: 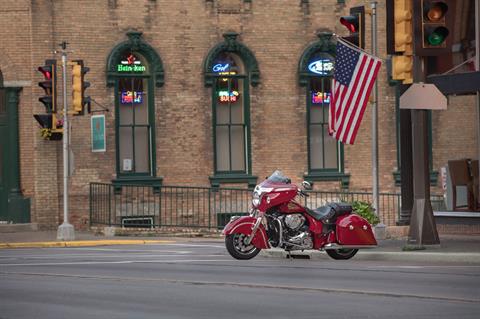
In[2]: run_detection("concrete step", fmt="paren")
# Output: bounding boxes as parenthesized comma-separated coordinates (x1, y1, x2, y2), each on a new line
(0, 223, 38, 233)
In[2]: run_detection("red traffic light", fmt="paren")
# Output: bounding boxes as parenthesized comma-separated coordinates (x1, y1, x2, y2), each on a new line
(340, 16, 358, 33)
(424, 1, 448, 21)
(38, 66, 52, 80)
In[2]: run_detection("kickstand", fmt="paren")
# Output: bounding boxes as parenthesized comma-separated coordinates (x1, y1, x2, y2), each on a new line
(286, 250, 292, 261)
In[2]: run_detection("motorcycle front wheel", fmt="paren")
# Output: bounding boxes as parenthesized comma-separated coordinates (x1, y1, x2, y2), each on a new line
(325, 248, 358, 260)
(225, 233, 261, 260)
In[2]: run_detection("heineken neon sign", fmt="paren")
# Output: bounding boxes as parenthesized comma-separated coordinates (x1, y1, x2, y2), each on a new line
(117, 54, 146, 73)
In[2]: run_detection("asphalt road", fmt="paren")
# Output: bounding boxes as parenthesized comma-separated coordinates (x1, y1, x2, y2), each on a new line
(0, 240, 479, 319)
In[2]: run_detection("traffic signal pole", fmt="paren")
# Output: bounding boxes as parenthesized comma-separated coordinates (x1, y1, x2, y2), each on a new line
(57, 41, 75, 241)
(370, 1, 386, 238)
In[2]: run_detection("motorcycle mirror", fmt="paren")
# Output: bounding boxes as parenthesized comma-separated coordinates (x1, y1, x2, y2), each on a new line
(302, 181, 312, 190)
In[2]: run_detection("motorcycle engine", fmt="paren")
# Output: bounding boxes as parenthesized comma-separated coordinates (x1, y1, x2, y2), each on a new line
(266, 213, 313, 250)
(284, 214, 305, 230)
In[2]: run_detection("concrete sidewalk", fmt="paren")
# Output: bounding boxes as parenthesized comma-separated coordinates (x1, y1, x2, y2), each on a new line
(0, 229, 479, 263)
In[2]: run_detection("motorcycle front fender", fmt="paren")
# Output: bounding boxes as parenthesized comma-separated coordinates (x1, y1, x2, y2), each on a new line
(222, 216, 270, 249)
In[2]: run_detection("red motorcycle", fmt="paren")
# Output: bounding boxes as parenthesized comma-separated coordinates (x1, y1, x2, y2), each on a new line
(223, 171, 377, 260)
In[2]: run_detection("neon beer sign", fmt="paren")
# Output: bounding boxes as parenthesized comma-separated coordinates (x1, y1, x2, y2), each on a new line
(121, 91, 143, 104)
(308, 59, 333, 75)
(218, 90, 239, 103)
(213, 63, 236, 76)
(312, 92, 330, 104)
(117, 54, 146, 73)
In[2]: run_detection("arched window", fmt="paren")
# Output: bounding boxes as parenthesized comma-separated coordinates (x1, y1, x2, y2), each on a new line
(106, 31, 164, 189)
(212, 53, 246, 173)
(204, 32, 260, 188)
(117, 53, 151, 175)
(299, 33, 350, 189)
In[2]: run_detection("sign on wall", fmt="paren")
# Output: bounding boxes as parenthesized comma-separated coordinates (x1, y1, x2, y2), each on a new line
(91, 115, 106, 152)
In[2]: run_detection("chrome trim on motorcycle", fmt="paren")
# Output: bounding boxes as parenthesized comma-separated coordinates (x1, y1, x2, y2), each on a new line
(276, 218, 283, 248)
(245, 216, 263, 245)
(324, 243, 377, 250)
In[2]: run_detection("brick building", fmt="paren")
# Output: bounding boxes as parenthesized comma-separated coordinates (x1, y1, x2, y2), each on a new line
(0, 0, 478, 231)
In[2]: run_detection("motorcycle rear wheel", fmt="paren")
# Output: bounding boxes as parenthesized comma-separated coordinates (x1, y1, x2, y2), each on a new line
(225, 233, 261, 260)
(325, 248, 358, 260)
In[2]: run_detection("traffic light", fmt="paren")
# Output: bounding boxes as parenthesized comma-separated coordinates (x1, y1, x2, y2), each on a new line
(392, 55, 413, 84)
(71, 60, 91, 115)
(413, 0, 454, 56)
(386, 0, 413, 84)
(37, 59, 57, 113)
(33, 113, 63, 140)
(339, 6, 365, 49)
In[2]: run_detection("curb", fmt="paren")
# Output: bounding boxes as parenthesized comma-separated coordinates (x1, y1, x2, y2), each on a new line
(260, 249, 480, 264)
(0, 240, 174, 249)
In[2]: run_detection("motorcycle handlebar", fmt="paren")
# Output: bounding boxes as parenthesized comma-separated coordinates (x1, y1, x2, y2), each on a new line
(299, 189, 309, 197)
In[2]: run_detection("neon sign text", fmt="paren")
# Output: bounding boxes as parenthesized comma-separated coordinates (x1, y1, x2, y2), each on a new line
(312, 92, 330, 104)
(308, 59, 334, 75)
(117, 54, 146, 73)
(218, 90, 239, 103)
(213, 63, 230, 72)
(121, 91, 143, 104)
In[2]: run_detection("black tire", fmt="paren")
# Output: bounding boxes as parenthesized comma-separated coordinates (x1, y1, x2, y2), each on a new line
(325, 248, 358, 260)
(225, 233, 261, 260)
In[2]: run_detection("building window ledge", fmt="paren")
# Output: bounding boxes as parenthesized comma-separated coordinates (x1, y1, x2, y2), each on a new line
(393, 170, 438, 187)
(303, 171, 350, 190)
(209, 174, 258, 189)
(112, 176, 163, 194)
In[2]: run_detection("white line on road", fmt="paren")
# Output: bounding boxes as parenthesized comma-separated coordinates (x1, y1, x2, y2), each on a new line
(0, 257, 226, 266)
(0, 252, 194, 259)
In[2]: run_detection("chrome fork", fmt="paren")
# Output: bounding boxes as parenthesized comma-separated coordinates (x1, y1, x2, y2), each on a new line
(244, 216, 263, 245)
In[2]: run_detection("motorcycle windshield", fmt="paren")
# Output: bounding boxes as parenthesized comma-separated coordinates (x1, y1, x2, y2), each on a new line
(266, 170, 291, 184)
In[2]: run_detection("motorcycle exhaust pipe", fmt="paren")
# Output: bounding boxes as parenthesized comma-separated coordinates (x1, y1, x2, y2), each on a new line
(323, 243, 378, 250)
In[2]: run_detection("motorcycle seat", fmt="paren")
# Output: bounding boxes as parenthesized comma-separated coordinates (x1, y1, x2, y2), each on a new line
(305, 203, 352, 223)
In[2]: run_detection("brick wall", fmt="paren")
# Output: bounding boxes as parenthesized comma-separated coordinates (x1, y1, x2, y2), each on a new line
(0, 0, 477, 229)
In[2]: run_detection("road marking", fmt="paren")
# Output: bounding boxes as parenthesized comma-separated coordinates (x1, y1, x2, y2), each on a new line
(0, 251, 194, 259)
(0, 257, 226, 266)
(151, 243, 224, 248)
(1, 271, 478, 304)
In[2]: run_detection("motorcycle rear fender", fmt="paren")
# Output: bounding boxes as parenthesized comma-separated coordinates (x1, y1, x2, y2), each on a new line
(222, 216, 270, 249)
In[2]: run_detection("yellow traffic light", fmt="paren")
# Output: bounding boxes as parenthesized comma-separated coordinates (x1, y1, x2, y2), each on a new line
(392, 55, 413, 84)
(394, 0, 413, 54)
(72, 63, 83, 114)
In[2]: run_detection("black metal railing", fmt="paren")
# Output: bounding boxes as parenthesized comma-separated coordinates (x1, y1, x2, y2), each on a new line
(90, 183, 446, 229)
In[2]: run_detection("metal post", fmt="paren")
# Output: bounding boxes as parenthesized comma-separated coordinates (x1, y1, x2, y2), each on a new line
(57, 41, 75, 241)
(476, 0, 480, 205)
(371, 1, 386, 238)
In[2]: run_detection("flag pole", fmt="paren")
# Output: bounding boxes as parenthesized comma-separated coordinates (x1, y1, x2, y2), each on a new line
(371, 1, 386, 239)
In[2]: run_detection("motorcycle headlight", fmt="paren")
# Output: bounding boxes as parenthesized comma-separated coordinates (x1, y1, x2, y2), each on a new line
(252, 191, 261, 207)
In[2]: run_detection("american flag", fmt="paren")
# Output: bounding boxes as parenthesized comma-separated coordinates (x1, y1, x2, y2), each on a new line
(329, 39, 381, 145)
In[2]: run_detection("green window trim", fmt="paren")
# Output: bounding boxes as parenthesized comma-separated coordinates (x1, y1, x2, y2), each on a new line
(205, 33, 259, 188)
(299, 32, 349, 189)
(303, 172, 351, 190)
(209, 174, 258, 190)
(393, 83, 438, 186)
(106, 31, 164, 189)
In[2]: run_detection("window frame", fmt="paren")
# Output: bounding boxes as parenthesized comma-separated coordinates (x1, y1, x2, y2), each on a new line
(114, 73, 156, 178)
(299, 33, 350, 189)
(212, 74, 250, 175)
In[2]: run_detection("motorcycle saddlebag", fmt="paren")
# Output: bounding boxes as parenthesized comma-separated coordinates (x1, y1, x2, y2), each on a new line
(335, 214, 377, 246)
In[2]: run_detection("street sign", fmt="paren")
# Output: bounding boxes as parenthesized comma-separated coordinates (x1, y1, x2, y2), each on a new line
(399, 83, 447, 110)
